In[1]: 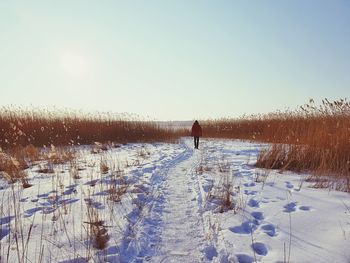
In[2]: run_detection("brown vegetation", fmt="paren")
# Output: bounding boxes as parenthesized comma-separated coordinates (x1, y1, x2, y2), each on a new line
(0, 107, 188, 149)
(0, 107, 187, 183)
(85, 206, 109, 250)
(2, 100, 349, 190)
(202, 99, 350, 189)
(0, 147, 33, 185)
(0, 142, 77, 183)
(100, 157, 109, 174)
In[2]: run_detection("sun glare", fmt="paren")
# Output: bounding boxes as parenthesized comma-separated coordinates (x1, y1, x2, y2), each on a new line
(60, 51, 89, 77)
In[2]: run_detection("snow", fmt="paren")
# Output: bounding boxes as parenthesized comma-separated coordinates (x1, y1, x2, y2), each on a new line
(0, 138, 350, 262)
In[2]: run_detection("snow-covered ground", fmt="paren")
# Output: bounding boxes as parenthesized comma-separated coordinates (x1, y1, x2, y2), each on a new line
(1, 138, 350, 263)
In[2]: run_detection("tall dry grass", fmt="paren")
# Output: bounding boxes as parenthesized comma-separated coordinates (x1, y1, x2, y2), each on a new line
(0, 107, 187, 149)
(0, 107, 188, 184)
(202, 99, 350, 189)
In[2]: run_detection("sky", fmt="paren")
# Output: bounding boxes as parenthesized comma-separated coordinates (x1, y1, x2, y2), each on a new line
(0, 1, 349, 120)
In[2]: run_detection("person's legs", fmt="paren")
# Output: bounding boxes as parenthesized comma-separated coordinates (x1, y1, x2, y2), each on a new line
(195, 137, 199, 149)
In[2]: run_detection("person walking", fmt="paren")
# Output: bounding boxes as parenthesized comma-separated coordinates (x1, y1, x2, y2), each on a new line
(191, 120, 202, 149)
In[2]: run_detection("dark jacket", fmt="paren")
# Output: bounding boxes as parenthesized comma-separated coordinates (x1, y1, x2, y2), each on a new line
(191, 122, 202, 137)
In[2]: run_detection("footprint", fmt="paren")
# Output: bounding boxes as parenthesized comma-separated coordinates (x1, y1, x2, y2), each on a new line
(251, 211, 264, 221)
(93, 190, 109, 196)
(230, 221, 257, 234)
(251, 242, 268, 256)
(283, 202, 297, 213)
(285, 181, 294, 189)
(244, 190, 257, 196)
(299, 205, 311, 211)
(66, 184, 78, 189)
(248, 199, 260, 208)
(244, 182, 256, 187)
(203, 184, 213, 193)
(261, 224, 277, 237)
(58, 198, 79, 205)
(37, 193, 50, 198)
(63, 188, 77, 195)
(0, 227, 10, 240)
(203, 245, 218, 260)
(0, 216, 14, 225)
(236, 254, 254, 263)
(85, 179, 99, 187)
(24, 207, 43, 217)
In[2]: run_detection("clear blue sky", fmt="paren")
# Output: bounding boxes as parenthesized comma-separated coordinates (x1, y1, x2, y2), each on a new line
(1, 1, 349, 120)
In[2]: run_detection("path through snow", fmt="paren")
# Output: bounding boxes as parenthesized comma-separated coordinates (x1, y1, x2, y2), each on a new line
(152, 147, 207, 262)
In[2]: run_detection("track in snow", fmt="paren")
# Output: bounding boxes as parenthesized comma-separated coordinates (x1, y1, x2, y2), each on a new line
(151, 147, 207, 262)
(123, 141, 220, 262)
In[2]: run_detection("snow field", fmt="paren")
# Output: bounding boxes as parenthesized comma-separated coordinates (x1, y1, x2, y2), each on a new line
(0, 138, 350, 263)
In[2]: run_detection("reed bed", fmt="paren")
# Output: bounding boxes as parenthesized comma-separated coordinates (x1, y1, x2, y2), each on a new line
(0, 107, 187, 149)
(1, 100, 349, 190)
(0, 107, 188, 184)
(202, 99, 350, 189)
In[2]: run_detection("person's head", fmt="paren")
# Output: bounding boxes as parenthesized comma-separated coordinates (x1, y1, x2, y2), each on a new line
(194, 120, 199, 124)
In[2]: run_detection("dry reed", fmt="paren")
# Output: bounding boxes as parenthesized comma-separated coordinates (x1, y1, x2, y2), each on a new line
(202, 99, 350, 189)
(0, 107, 187, 149)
